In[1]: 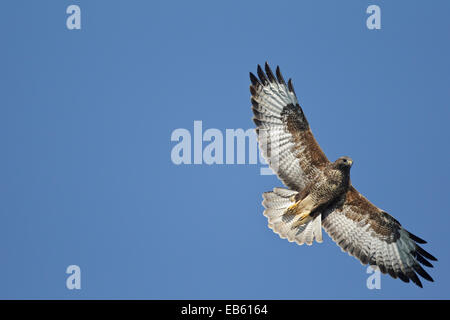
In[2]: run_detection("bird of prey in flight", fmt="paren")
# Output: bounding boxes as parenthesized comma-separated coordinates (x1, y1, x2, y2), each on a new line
(250, 62, 437, 287)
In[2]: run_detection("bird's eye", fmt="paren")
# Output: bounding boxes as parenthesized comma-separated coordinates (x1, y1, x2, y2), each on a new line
(343, 159, 347, 162)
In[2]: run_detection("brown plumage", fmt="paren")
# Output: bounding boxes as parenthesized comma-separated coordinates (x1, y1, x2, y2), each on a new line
(251, 62, 437, 288)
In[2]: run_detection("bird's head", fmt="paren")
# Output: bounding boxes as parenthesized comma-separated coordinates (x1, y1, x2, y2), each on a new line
(334, 156, 353, 170)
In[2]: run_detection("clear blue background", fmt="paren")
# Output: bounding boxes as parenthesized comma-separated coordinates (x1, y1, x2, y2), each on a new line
(1, 0, 449, 299)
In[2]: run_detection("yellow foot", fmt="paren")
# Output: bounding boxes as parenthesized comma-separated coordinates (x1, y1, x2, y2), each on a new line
(285, 202, 298, 215)
(291, 212, 311, 228)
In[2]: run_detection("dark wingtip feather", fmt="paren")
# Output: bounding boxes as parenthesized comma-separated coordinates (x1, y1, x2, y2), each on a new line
(397, 272, 410, 283)
(407, 271, 423, 288)
(249, 72, 260, 86)
(264, 62, 276, 83)
(387, 268, 398, 279)
(276, 66, 286, 85)
(287, 78, 296, 95)
(413, 264, 434, 282)
(413, 278, 423, 288)
(249, 85, 257, 96)
(415, 254, 434, 268)
(252, 117, 262, 127)
(416, 245, 437, 261)
(257, 64, 268, 85)
(408, 231, 427, 244)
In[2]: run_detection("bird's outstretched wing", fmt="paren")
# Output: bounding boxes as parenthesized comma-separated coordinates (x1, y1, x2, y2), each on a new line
(322, 186, 437, 288)
(250, 63, 329, 190)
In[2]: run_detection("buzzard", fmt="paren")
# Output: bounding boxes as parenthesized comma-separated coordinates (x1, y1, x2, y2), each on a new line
(250, 63, 437, 287)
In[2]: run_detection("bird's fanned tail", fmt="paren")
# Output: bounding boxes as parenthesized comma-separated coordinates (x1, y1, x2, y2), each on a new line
(262, 188, 322, 245)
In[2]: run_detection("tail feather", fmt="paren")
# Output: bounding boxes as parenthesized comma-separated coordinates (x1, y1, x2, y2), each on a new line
(312, 214, 323, 243)
(262, 188, 322, 246)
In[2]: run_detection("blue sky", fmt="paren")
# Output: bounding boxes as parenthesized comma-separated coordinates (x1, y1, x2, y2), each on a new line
(1, 0, 449, 299)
